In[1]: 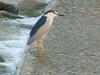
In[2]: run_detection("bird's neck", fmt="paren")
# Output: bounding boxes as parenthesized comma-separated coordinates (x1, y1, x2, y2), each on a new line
(44, 14, 55, 25)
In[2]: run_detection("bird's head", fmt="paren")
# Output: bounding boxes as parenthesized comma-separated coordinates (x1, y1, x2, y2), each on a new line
(44, 10, 64, 17)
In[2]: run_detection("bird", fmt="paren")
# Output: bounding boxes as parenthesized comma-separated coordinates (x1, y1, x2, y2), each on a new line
(27, 10, 64, 50)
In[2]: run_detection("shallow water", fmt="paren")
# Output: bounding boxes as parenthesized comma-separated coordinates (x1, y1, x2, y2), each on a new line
(0, 16, 39, 75)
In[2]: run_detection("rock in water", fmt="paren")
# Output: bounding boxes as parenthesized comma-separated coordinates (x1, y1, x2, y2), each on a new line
(18, 0, 48, 17)
(0, 2, 22, 19)
(0, 10, 23, 19)
(0, 57, 5, 62)
(0, 2, 18, 14)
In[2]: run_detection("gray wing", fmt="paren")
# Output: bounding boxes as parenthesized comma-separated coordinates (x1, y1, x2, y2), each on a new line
(29, 16, 47, 37)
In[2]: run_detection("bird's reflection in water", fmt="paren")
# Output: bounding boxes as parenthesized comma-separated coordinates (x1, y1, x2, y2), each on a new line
(35, 49, 52, 66)
(28, 47, 55, 73)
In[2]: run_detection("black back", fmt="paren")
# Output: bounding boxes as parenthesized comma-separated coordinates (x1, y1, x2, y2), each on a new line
(29, 16, 47, 37)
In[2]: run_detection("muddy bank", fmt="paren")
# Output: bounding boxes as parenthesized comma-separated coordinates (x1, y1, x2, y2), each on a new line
(19, 0, 100, 75)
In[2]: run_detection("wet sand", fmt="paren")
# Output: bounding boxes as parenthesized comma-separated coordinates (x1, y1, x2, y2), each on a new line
(19, 0, 100, 75)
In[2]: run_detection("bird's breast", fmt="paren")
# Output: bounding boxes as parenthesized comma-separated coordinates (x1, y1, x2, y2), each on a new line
(30, 17, 54, 40)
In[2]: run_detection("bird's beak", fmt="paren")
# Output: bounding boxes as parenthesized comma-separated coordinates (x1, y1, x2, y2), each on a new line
(57, 13, 65, 16)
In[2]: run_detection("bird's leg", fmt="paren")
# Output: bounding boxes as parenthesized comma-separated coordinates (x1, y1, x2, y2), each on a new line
(36, 39, 44, 55)
(40, 39, 44, 49)
(39, 39, 44, 49)
(36, 39, 44, 50)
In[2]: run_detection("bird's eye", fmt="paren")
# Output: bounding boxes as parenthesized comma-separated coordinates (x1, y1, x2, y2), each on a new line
(53, 11, 56, 14)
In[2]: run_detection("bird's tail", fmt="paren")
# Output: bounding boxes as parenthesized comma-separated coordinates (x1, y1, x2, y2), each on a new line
(27, 37, 33, 45)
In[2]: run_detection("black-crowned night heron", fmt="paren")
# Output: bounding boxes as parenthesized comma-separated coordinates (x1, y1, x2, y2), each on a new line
(27, 10, 64, 50)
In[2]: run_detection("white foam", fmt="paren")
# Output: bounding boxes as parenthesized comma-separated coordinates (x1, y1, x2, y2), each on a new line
(3, 16, 41, 26)
(0, 25, 33, 74)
